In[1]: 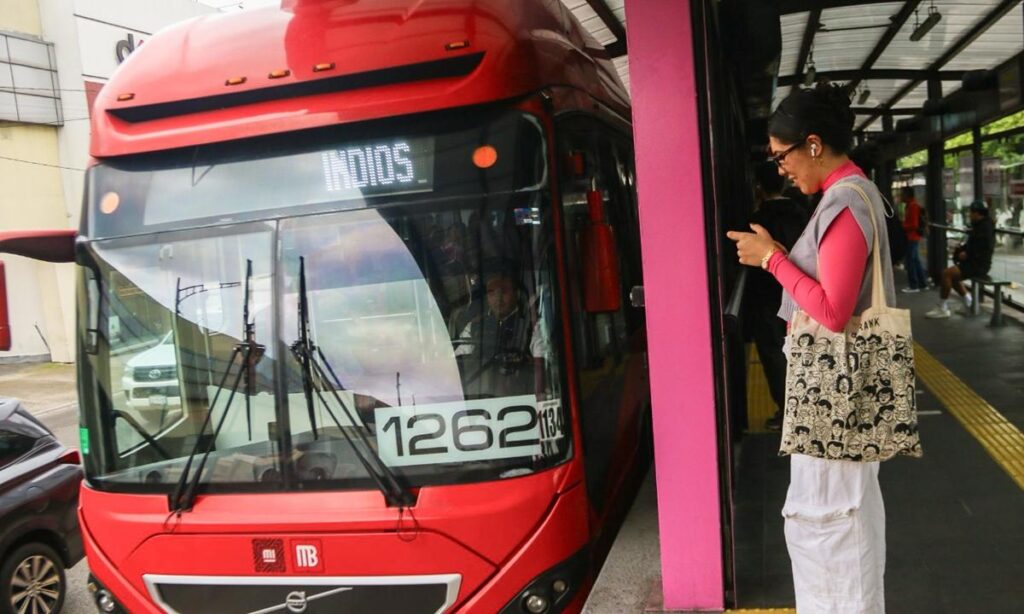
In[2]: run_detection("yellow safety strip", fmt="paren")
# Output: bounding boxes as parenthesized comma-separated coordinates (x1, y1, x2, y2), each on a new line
(914, 342, 1024, 490)
(730, 342, 1024, 614)
(746, 344, 777, 433)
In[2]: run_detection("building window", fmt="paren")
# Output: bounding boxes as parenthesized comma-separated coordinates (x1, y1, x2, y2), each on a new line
(0, 31, 62, 126)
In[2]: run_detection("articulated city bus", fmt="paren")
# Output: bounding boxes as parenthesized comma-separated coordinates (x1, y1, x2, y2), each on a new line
(2, 1, 650, 612)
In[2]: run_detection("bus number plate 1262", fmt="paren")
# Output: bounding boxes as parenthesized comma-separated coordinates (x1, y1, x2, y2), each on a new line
(373, 396, 563, 467)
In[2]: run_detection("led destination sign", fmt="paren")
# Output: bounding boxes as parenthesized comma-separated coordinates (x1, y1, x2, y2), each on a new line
(320, 138, 434, 198)
(90, 108, 549, 239)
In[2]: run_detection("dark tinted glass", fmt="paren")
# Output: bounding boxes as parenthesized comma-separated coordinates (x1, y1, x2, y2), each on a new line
(0, 429, 36, 466)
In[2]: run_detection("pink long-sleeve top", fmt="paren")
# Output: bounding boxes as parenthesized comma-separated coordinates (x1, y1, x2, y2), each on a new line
(766, 161, 869, 332)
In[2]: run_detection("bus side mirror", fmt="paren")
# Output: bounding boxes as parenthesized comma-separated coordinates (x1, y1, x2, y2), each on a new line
(0, 230, 77, 263)
(582, 188, 622, 313)
(0, 261, 9, 351)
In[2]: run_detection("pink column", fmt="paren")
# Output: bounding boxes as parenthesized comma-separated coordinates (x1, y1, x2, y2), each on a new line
(625, 0, 724, 610)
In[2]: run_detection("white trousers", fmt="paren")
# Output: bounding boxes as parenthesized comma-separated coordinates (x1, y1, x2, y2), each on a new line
(783, 454, 886, 614)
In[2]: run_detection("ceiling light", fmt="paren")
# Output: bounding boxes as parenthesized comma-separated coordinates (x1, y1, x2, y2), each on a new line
(804, 65, 816, 87)
(803, 47, 816, 87)
(858, 85, 871, 105)
(910, 2, 942, 42)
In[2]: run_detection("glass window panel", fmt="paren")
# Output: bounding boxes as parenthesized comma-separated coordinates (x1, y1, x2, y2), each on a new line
(0, 36, 9, 63)
(13, 93, 59, 125)
(0, 92, 16, 121)
(11, 65, 55, 97)
(6, 37, 51, 69)
(0, 65, 13, 91)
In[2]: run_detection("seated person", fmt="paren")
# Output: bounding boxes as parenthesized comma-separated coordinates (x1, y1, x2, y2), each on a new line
(926, 200, 996, 319)
(453, 271, 547, 396)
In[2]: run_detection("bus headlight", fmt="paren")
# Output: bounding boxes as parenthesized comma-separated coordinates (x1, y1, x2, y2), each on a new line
(498, 548, 588, 614)
(524, 593, 549, 613)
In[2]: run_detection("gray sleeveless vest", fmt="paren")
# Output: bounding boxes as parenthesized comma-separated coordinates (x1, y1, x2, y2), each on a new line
(777, 175, 897, 322)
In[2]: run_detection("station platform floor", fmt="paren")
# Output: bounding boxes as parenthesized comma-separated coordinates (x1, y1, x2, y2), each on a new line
(584, 276, 1024, 613)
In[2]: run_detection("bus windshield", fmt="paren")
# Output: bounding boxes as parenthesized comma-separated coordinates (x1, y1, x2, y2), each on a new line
(79, 109, 570, 495)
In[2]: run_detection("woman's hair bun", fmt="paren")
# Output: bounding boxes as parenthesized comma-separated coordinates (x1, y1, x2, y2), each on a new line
(813, 82, 855, 131)
(769, 81, 857, 154)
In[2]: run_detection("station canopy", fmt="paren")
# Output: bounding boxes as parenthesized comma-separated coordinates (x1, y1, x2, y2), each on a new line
(571, 0, 1021, 160)
(774, 1, 1022, 135)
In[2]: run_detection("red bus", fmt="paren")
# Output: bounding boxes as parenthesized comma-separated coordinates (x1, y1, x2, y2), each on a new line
(0, 1, 651, 612)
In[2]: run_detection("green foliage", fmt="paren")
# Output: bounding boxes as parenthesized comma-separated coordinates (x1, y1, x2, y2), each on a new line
(981, 109, 1024, 136)
(982, 133, 1024, 167)
(945, 132, 973, 149)
(896, 110, 1024, 170)
(897, 149, 927, 170)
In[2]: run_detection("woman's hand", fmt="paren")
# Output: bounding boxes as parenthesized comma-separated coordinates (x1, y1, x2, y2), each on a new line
(726, 224, 777, 267)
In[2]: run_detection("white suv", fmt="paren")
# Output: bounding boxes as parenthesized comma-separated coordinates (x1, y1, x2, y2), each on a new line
(121, 333, 181, 417)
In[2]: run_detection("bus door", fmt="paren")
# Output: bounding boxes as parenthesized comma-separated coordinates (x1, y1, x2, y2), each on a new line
(555, 115, 649, 531)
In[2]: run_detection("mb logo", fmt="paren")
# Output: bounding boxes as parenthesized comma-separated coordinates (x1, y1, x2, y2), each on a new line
(292, 541, 323, 572)
(296, 545, 318, 568)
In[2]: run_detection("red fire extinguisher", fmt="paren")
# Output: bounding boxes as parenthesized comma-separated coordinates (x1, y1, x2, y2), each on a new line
(582, 182, 622, 313)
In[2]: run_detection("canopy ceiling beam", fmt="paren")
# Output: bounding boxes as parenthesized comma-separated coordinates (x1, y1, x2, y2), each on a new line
(584, 0, 628, 57)
(852, 107, 922, 116)
(778, 68, 965, 86)
(846, 0, 922, 93)
(792, 9, 822, 93)
(780, 0, 897, 15)
(858, 0, 1021, 131)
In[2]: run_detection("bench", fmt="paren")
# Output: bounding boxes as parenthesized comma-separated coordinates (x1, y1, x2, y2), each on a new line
(968, 276, 1013, 327)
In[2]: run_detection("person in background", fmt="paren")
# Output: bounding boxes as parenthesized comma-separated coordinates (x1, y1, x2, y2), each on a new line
(886, 197, 907, 269)
(748, 162, 809, 430)
(900, 186, 929, 293)
(926, 200, 996, 319)
(783, 184, 813, 216)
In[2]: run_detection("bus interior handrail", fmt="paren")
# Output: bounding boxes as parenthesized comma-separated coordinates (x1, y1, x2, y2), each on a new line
(724, 267, 749, 327)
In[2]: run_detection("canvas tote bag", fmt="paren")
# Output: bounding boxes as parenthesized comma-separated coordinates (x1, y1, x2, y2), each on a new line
(780, 182, 923, 462)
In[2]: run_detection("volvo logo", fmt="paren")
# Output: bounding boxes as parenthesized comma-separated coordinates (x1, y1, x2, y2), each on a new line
(148, 368, 163, 380)
(285, 591, 307, 613)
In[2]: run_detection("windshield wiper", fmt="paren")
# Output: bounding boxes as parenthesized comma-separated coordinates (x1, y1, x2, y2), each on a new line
(290, 256, 415, 508)
(169, 260, 265, 514)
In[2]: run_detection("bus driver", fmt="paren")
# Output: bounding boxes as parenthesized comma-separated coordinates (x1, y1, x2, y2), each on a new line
(453, 271, 547, 395)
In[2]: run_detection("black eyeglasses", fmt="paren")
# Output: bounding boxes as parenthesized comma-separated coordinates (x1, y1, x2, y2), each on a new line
(767, 139, 806, 168)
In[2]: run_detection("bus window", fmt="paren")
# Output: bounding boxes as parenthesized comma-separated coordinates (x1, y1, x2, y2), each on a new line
(557, 117, 645, 511)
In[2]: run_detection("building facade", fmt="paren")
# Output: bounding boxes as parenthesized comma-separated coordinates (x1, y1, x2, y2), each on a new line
(1, 0, 216, 362)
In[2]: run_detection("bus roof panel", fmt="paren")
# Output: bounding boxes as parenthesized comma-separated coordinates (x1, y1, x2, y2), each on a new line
(91, 0, 630, 157)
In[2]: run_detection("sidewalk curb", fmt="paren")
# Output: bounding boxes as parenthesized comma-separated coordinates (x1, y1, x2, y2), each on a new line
(32, 400, 79, 417)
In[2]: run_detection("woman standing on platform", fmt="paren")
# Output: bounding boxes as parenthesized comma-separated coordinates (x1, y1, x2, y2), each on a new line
(728, 82, 901, 613)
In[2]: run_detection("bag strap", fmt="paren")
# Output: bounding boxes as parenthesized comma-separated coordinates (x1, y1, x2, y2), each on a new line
(835, 180, 887, 310)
